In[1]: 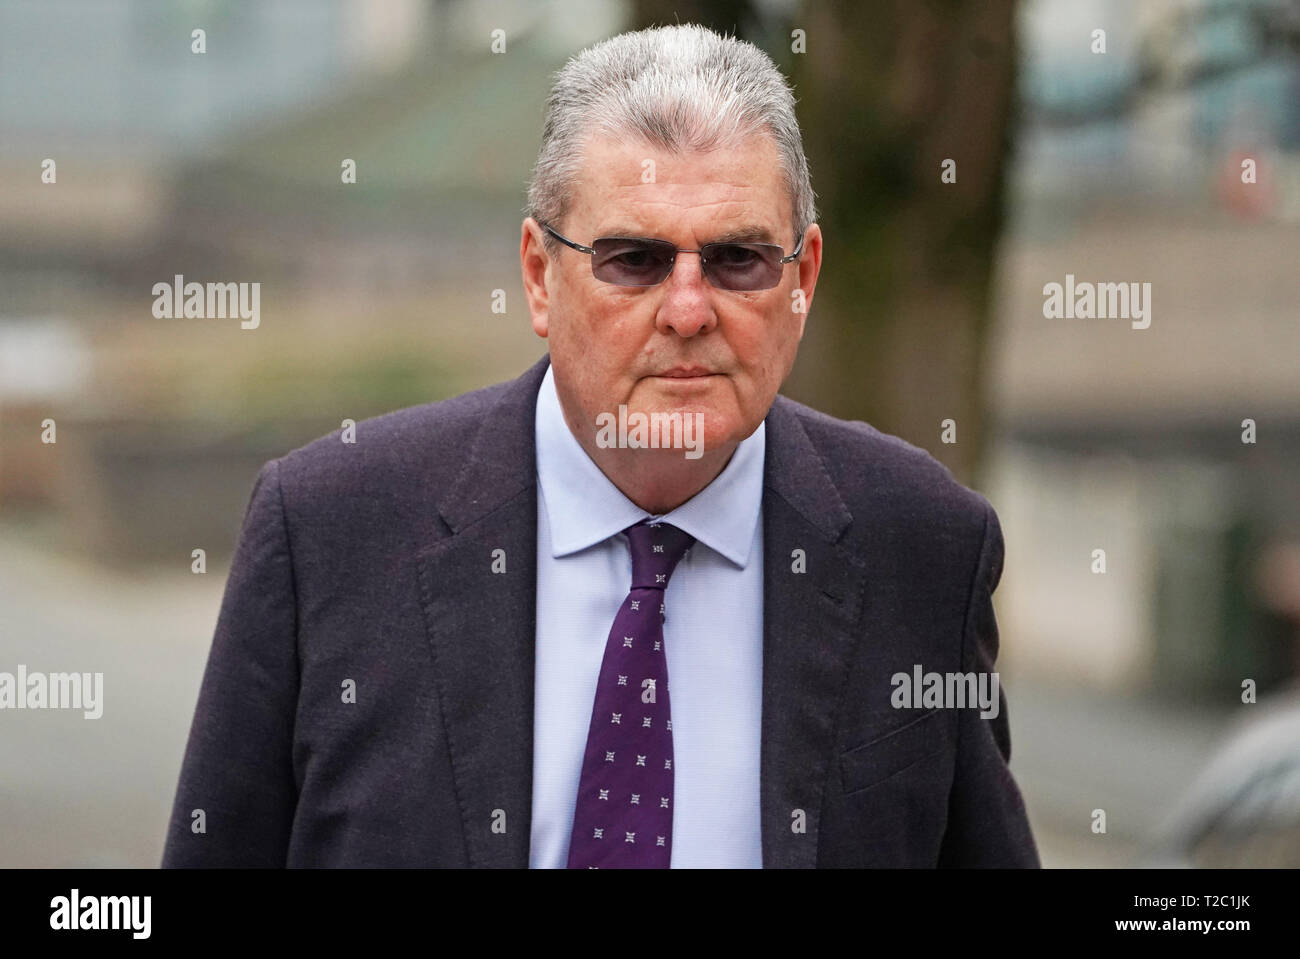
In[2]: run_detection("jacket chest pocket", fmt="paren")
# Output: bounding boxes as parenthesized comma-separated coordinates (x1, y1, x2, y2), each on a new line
(840, 708, 946, 796)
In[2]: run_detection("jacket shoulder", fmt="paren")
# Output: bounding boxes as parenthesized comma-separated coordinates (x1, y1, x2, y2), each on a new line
(771, 393, 994, 533)
(265, 377, 519, 509)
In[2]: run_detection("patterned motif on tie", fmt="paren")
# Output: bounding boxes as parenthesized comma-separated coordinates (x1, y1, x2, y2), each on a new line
(566, 519, 695, 868)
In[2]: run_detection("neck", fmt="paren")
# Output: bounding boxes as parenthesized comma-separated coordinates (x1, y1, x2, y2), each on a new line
(561, 405, 738, 514)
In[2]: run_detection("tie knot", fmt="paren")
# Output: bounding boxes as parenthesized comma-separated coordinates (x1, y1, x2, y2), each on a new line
(624, 519, 694, 591)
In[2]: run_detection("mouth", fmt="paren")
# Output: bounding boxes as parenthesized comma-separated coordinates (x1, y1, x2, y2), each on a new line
(652, 367, 718, 379)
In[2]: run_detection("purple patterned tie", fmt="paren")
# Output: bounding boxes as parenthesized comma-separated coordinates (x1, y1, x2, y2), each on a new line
(566, 519, 695, 868)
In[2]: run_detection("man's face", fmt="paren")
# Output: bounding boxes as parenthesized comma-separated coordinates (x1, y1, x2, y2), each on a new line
(522, 130, 822, 457)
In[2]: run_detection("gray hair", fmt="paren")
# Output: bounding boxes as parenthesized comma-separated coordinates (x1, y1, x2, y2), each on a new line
(525, 23, 816, 256)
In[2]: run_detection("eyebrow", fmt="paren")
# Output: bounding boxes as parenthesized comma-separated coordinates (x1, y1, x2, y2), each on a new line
(598, 224, 777, 245)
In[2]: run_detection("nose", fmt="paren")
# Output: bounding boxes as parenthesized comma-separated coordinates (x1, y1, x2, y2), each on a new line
(654, 250, 717, 338)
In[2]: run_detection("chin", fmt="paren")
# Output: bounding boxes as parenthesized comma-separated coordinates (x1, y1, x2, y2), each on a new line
(691, 409, 747, 454)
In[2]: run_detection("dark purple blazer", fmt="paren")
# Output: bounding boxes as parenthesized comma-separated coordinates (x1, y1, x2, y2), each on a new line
(162, 352, 1040, 867)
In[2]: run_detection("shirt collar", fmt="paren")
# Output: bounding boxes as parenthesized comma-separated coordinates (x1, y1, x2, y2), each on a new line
(534, 361, 765, 567)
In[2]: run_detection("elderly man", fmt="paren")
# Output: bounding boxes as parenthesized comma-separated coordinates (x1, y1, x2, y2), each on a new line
(163, 23, 1039, 868)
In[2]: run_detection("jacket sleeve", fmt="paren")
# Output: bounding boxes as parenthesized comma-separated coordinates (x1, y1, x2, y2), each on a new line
(937, 498, 1041, 867)
(161, 458, 300, 866)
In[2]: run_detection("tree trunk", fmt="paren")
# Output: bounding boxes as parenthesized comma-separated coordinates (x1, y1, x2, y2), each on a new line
(629, 0, 1018, 484)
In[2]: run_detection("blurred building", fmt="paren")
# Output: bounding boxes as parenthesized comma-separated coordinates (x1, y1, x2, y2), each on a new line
(0, 0, 624, 560)
(988, 0, 1300, 701)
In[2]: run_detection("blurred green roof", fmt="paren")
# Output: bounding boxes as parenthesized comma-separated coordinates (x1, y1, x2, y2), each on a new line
(177, 37, 561, 226)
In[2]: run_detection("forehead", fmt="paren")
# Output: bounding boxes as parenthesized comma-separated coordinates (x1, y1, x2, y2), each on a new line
(568, 130, 791, 241)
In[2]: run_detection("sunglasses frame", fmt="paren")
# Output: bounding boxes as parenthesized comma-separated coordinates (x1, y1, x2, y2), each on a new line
(540, 222, 805, 290)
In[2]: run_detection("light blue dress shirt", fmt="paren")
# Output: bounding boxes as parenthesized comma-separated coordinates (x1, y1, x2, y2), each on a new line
(528, 362, 766, 868)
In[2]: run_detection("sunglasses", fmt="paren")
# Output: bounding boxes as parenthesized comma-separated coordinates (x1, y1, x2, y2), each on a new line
(542, 223, 804, 291)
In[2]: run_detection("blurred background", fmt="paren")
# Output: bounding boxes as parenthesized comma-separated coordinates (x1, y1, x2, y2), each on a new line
(1, 0, 1298, 867)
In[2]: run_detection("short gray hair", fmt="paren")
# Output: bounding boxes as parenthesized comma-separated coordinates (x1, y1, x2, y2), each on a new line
(525, 23, 817, 255)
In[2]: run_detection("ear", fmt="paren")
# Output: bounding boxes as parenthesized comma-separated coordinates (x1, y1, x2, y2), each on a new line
(521, 217, 552, 338)
(793, 222, 822, 339)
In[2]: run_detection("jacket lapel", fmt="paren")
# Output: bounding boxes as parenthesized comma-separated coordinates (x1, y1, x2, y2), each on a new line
(415, 356, 867, 868)
(759, 397, 867, 867)
(414, 354, 551, 868)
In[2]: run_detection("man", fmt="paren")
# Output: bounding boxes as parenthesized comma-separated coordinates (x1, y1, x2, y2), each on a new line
(163, 23, 1038, 868)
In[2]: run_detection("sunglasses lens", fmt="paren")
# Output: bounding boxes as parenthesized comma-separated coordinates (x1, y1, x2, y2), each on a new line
(702, 243, 783, 291)
(591, 238, 677, 286)
(587, 237, 789, 290)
